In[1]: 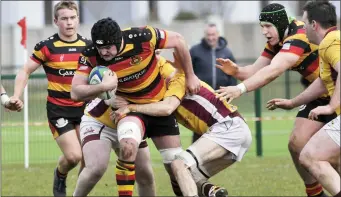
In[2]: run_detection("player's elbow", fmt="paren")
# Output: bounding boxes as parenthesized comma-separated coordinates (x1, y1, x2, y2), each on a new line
(70, 88, 80, 102)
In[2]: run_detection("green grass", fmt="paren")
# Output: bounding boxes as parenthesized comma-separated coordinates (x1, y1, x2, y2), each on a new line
(1, 112, 309, 196)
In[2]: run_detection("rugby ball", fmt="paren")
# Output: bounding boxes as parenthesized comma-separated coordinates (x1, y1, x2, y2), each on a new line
(88, 66, 113, 100)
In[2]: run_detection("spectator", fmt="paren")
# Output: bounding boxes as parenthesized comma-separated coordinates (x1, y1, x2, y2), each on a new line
(190, 23, 237, 143)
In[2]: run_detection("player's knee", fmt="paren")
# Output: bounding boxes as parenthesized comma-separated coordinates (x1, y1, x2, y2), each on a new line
(65, 151, 82, 166)
(170, 159, 186, 174)
(288, 133, 304, 154)
(119, 139, 138, 160)
(159, 147, 183, 164)
(299, 148, 314, 168)
(88, 163, 108, 180)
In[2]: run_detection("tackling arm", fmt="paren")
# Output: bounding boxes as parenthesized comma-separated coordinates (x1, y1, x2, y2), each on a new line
(129, 96, 181, 117)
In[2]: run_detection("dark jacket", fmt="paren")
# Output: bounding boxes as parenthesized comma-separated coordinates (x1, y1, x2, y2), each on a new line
(190, 37, 237, 89)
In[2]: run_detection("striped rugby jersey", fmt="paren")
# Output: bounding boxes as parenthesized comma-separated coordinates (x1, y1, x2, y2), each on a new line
(262, 20, 321, 83)
(31, 33, 91, 107)
(76, 25, 168, 104)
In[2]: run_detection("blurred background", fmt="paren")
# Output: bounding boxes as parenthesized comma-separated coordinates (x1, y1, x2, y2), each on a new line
(1, 1, 340, 196)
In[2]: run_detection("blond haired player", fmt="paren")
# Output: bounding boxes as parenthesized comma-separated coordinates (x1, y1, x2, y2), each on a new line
(112, 51, 252, 197)
(7, 1, 92, 196)
(267, 1, 340, 196)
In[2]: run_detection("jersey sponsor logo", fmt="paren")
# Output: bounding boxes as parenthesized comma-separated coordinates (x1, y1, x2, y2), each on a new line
(59, 69, 75, 77)
(130, 55, 142, 65)
(118, 68, 146, 83)
(55, 118, 68, 128)
(68, 48, 77, 52)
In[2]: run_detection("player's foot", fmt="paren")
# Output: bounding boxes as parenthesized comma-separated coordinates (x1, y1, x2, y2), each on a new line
(53, 168, 67, 197)
(208, 186, 228, 197)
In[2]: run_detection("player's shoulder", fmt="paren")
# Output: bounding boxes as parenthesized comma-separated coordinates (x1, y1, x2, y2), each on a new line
(122, 26, 154, 43)
(81, 43, 97, 57)
(78, 34, 93, 45)
(320, 30, 340, 50)
(34, 33, 59, 51)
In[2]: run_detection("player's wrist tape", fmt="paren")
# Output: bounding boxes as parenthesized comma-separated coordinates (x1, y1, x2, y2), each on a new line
(1, 93, 10, 106)
(237, 83, 247, 94)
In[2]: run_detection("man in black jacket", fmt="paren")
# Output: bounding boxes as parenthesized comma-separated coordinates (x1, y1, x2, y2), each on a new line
(190, 23, 237, 143)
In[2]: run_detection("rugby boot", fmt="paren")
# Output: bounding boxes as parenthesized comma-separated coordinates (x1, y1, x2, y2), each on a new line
(53, 168, 67, 197)
(208, 186, 228, 197)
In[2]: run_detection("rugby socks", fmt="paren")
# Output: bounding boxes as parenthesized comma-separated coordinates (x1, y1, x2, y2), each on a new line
(56, 166, 68, 178)
(116, 159, 135, 197)
(201, 181, 216, 197)
(305, 182, 323, 197)
(170, 179, 183, 196)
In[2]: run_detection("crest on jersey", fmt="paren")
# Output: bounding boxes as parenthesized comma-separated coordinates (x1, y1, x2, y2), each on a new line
(130, 55, 142, 65)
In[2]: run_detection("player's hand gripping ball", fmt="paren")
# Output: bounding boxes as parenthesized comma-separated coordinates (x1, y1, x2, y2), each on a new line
(88, 66, 117, 100)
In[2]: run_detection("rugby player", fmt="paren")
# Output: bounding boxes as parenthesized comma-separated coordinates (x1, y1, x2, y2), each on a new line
(8, 1, 92, 196)
(215, 3, 334, 196)
(71, 17, 200, 197)
(112, 51, 252, 197)
(267, 1, 340, 196)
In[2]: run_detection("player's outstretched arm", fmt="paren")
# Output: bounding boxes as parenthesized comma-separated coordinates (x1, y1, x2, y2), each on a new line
(267, 77, 328, 111)
(242, 52, 299, 92)
(71, 71, 117, 102)
(13, 58, 41, 99)
(216, 55, 271, 81)
(164, 30, 200, 94)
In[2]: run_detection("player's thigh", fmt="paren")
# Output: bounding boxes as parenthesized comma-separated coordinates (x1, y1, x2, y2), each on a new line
(146, 113, 180, 149)
(53, 122, 82, 160)
(292, 99, 336, 147)
(301, 117, 340, 164)
(290, 117, 324, 148)
(201, 116, 252, 162)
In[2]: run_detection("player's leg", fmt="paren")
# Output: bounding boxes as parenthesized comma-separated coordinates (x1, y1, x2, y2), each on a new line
(299, 116, 340, 196)
(73, 116, 113, 196)
(74, 124, 85, 177)
(134, 141, 156, 196)
(174, 115, 252, 197)
(148, 114, 183, 196)
(116, 115, 145, 197)
(49, 118, 82, 197)
(289, 101, 334, 197)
